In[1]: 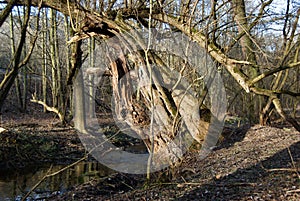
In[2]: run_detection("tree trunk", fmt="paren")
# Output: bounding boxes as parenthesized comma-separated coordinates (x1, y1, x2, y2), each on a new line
(22, 40, 28, 111)
(232, 0, 262, 123)
(106, 40, 213, 168)
(10, 13, 24, 111)
(50, 8, 58, 107)
(72, 40, 87, 132)
(88, 37, 96, 118)
(64, 14, 72, 116)
(42, 8, 47, 113)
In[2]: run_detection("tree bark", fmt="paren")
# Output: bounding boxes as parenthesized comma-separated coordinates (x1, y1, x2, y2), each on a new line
(105, 37, 212, 167)
(71, 40, 87, 132)
(232, 0, 263, 122)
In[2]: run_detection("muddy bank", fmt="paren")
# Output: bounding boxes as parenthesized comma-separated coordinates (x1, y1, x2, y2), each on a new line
(0, 124, 85, 170)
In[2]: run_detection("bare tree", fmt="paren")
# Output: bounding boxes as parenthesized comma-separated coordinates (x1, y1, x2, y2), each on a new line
(0, 0, 34, 111)
(10, 13, 23, 110)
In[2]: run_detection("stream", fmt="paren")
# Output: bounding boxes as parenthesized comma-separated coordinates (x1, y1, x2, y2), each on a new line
(0, 162, 115, 201)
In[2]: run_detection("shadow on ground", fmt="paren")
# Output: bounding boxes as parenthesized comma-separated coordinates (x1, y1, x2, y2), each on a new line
(216, 125, 251, 150)
(178, 141, 300, 201)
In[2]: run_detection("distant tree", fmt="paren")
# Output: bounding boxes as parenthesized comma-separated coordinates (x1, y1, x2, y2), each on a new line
(41, 8, 47, 113)
(0, 0, 37, 112)
(28, 7, 72, 123)
(9, 13, 23, 110)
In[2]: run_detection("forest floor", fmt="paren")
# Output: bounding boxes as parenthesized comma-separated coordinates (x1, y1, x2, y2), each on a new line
(0, 109, 299, 201)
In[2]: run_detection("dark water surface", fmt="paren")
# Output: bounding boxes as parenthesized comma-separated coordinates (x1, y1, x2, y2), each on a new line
(0, 162, 114, 200)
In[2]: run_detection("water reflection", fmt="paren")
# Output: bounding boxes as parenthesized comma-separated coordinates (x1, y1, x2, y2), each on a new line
(0, 162, 114, 200)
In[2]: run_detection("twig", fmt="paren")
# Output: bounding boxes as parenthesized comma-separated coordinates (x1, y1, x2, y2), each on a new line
(212, 182, 257, 187)
(22, 164, 54, 201)
(158, 181, 256, 187)
(265, 168, 299, 172)
(30, 94, 63, 121)
(287, 147, 300, 179)
(286, 189, 300, 194)
(260, 157, 299, 175)
(121, 181, 135, 190)
(157, 179, 210, 186)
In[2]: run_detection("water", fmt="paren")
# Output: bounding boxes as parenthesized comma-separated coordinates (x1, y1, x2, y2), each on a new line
(0, 162, 114, 200)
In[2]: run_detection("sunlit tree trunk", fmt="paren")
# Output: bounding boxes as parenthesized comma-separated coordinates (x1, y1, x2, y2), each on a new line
(54, 11, 64, 120)
(72, 40, 87, 132)
(22, 36, 28, 111)
(88, 37, 96, 118)
(42, 8, 48, 113)
(64, 14, 72, 116)
(50, 8, 58, 107)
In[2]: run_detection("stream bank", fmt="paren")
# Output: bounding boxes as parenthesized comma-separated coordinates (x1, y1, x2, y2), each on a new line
(0, 112, 299, 200)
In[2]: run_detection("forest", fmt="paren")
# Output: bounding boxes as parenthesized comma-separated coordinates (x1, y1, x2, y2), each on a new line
(0, 0, 299, 200)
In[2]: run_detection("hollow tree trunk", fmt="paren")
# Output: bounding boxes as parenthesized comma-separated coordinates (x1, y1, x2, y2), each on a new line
(108, 44, 210, 168)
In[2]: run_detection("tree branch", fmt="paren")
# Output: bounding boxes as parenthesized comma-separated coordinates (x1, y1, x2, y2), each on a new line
(30, 94, 63, 121)
(225, 0, 273, 52)
(0, 0, 17, 27)
(249, 62, 300, 86)
(152, 13, 251, 93)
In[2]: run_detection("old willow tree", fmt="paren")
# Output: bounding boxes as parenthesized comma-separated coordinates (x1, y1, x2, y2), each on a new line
(2, 0, 300, 169)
